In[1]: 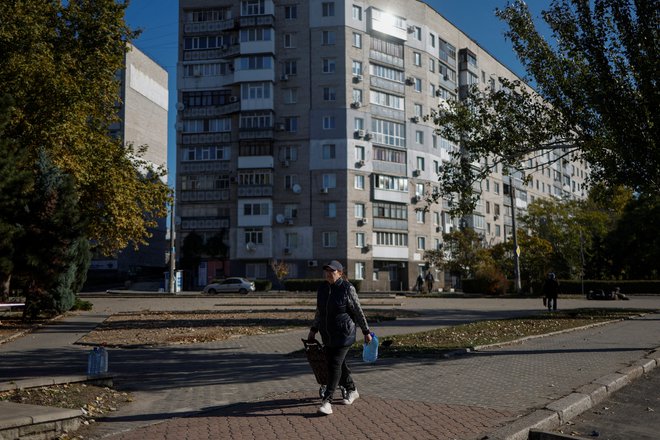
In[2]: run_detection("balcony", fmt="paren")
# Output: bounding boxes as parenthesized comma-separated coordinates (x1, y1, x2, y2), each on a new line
(180, 217, 230, 230)
(183, 45, 240, 62)
(237, 185, 273, 197)
(239, 128, 274, 140)
(369, 50, 404, 68)
(238, 15, 275, 28)
(179, 161, 231, 174)
(184, 18, 236, 34)
(179, 189, 230, 202)
(181, 132, 232, 145)
(182, 102, 241, 118)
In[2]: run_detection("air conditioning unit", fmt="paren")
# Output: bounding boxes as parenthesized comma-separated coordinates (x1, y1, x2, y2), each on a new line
(412, 169, 421, 177)
(407, 25, 416, 33)
(351, 101, 361, 109)
(280, 74, 289, 81)
(286, 218, 294, 225)
(363, 132, 372, 140)
(284, 247, 291, 254)
(356, 129, 365, 138)
(229, 96, 238, 103)
(281, 160, 290, 167)
(320, 187, 329, 194)
(361, 218, 368, 225)
(435, 89, 442, 97)
(276, 123, 286, 131)
(353, 75, 363, 83)
(411, 116, 420, 123)
(405, 77, 415, 85)
(436, 226, 441, 233)
(357, 159, 365, 167)
(412, 196, 419, 203)
(363, 244, 371, 251)
(307, 260, 318, 267)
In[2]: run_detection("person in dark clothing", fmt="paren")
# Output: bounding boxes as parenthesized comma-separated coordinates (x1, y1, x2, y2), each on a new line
(416, 274, 424, 293)
(425, 271, 434, 293)
(307, 260, 371, 416)
(542, 272, 560, 311)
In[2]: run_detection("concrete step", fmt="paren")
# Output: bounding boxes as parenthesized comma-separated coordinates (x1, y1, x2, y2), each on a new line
(0, 401, 82, 440)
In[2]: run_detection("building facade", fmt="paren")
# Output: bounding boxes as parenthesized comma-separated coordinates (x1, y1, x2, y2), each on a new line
(92, 44, 169, 275)
(176, 0, 588, 291)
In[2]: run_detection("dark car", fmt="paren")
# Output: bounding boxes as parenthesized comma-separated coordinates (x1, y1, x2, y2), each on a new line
(203, 277, 255, 294)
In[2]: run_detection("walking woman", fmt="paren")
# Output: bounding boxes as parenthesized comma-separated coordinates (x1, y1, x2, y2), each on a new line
(307, 260, 372, 415)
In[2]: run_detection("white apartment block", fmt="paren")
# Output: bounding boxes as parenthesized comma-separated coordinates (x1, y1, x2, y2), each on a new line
(176, 0, 588, 291)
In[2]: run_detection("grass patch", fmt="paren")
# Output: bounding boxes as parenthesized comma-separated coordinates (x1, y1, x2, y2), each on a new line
(375, 308, 654, 358)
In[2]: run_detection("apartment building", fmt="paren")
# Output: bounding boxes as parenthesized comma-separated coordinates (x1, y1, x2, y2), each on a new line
(176, 0, 588, 291)
(91, 44, 169, 275)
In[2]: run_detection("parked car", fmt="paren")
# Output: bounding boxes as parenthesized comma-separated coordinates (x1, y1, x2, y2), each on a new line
(203, 277, 255, 294)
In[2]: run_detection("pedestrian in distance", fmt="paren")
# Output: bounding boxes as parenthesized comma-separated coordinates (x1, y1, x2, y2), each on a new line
(425, 271, 434, 294)
(416, 274, 424, 293)
(307, 260, 372, 416)
(542, 272, 560, 311)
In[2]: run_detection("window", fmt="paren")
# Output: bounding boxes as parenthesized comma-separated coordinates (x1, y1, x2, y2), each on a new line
(284, 116, 298, 132)
(429, 58, 435, 72)
(240, 28, 272, 42)
(322, 58, 336, 73)
(494, 204, 500, 216)
(354, 117, 364, 130)
(413, 52, 421, 66)
(414, 78, 422, 92)
(322, 31, 336, 45)
(284, 175, 298, 190)
(355, 203, 365, 218)
(322, 231, 337, 247)
(285, 232, 298, 249)
(323, 87, 336, 101)
(371, 118, 406, 148)
(352, 88, 362, 103)
(415, 131, 424, 144)
(355, 262, 366, 280)
(322, 2, 335, 17)
(356, 233, 365, 248)
(355, 145, 365, 161)
(352, 32, 362, 48)
(495, 224, 501, 237)
(373, 146, 405, 164)
(241, 0, 265, 16)
(241, 82, 271, 99)
(244, 227, 264, 244)
(284, 204, 298, 218)
(413, 26, 421, 40)
(486, 201, 491, 214)
(322, 173, 337, 188)
(376, 232, 408, 246)
(494, 182, 500, 194)
(352, 5, 362, 20)
(414, 103, 422, 117)
(322, 144, 336, 159)
(355, 175, 365, 189)
(416, 183, 424, 197)
(283, 33, 295, 48)
(283, 88, 298, 104)
(429, 83, 436, 97)
(375, 174, 409, 192)
(416, 156, 425, 170)
(417, 236, 426, 250)
(324, 202, 337, 218)
(429, 33, 436, 47)
(370, 64, 404, 82)
(284, 60, 297, 75)
(416, 210, 425, 223)
(280, 145, 298, 161)
(352, 60, 363, 75)
(322, 116, 336, 130)
(433, 211, 440, 226)
(373, 202, 407, 220)
(370, 90, 404, 110)
(284, 5, 297, 19)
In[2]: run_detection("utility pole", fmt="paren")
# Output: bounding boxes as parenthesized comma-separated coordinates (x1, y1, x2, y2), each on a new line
(509, 175, 522, 293)
(168, 197, 176, 294)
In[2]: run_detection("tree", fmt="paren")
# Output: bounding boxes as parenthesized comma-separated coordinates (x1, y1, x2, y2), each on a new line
(0, 0, 171, 256)
(496, 0, 658, 194)
(0, 95, 32, 299)
(13, 149, 90, 318)
(442, 228, 491, 279)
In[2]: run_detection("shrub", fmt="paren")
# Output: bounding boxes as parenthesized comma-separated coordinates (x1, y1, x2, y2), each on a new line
(463, 266, 511, 295)
(254, 280, 272, 292)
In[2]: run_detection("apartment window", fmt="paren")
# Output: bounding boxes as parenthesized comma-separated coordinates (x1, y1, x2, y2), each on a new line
(413, 26, 421, 40)
(355, 146, 365, 162)
(241, 82, 271, 99)
(281, 145, 298, 161)
(284, 204, 298, 218)
(355, 203, 365, 218)
(356, 232, 365, 248)
(413, 52, 421, 66)
(285, 232, 298, 249)
(243, 202, 269, 216)
(375, 232, 408, 246)
(432, 134, 437, 149)
(370, 64, 404, 82)
(322, 173, 337, 188)
(414, 78, 422, 92)
(352, 88, 362, 103)
(284, 175, 299, 190)
(354, 117, 364, 130)
(429, 58, 435, 72)
(429, 83, 436, 97)
(352, 32, 362, 48)
(322, 58, 336, 73)
(416, 156, 425, 170)
(242, 0, 265, 16)
(495, 224, 501, 237)
(284, 5, 297, 19)
(240, 28, 272, 42)
(244, 228, 263, 244)
(494, 204, 501, 216)
(322, 31, 336, 45)
(284, 60, 297, 75)
(486, 201, 491, 214)
(433, 211, 440, 226)
(355, 175, 365, 189)
(416, 211, 425, 224)
(416, 183, 424, 197)
(322, 231, 338, 247)
(485, 179, 490, 191)
(373, 146, 405, 164)
(283, 33, 295, 48)
(322, 144, 336, 159)
(370, 90, 404, 110)
(284, 116, 298, 132)
(371, 118, 406, 148)
(322, 116, 336, 129)
(322, 2, 335, 17)
(494, 182, 500, 194)
(283, 88, 298, 104)
(323, 87, 336, 101)
(375, 174, 409, 192)
(429, 33, 436, 47)
(352, 5, 362, 20)
(417, 236, 426, 250)
(324, 202, 337, 218)
(415, 131, 424, 144)
(414, 103, 422, 117)
(352, 60, 363, 75)
(355, 262, 366, 280)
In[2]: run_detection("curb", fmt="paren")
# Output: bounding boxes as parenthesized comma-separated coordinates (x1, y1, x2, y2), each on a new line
(485, 349, 660, 440)
(0, 313, 66, 346)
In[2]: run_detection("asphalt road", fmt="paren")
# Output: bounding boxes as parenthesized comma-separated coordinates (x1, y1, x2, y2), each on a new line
(553, 364, 660, 439)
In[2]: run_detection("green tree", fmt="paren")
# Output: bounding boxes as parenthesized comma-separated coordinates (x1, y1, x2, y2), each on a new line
(442, 228, 491, 279)
(496, 0, 658, 193)
(14, 150, 90, 318)
(0, 0, 171, 256)
(0, 95, 32, 299)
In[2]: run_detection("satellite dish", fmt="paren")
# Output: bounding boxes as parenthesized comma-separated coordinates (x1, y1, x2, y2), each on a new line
(292, 184, 302, 194)
(275, 214, 285, 224)
(246, 242, 256, 251)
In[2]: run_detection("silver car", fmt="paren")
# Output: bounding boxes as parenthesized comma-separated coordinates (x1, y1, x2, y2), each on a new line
(203, 277, 255, 294)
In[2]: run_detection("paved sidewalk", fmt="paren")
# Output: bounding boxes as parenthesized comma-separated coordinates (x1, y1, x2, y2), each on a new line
(1, 296, 659, 440)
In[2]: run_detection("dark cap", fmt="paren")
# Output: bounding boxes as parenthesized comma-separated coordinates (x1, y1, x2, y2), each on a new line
(323, 260, 343, 272)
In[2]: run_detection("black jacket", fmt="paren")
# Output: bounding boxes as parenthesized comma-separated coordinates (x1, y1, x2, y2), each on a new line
(311, 279, 369, 348)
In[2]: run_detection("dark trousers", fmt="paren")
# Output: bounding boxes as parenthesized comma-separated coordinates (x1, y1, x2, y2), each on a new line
(322, 345, 355, 402)
(547, 296, 558, 311)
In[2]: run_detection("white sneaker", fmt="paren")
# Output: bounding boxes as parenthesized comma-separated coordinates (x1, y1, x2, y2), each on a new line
(341, 389, 359, 405)
(318, 400, 333, 415)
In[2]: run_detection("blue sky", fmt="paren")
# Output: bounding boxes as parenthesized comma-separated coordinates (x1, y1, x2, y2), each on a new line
(123, 0, 546, 186)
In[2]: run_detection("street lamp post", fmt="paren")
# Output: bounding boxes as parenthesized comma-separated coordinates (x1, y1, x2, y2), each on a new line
(509, 175, 522, 293)
(168, 197, 176, 294)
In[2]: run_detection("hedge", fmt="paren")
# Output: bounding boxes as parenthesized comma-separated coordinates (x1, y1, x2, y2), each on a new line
(254, 280, 272, 292)
(283, 278, 362, 293)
